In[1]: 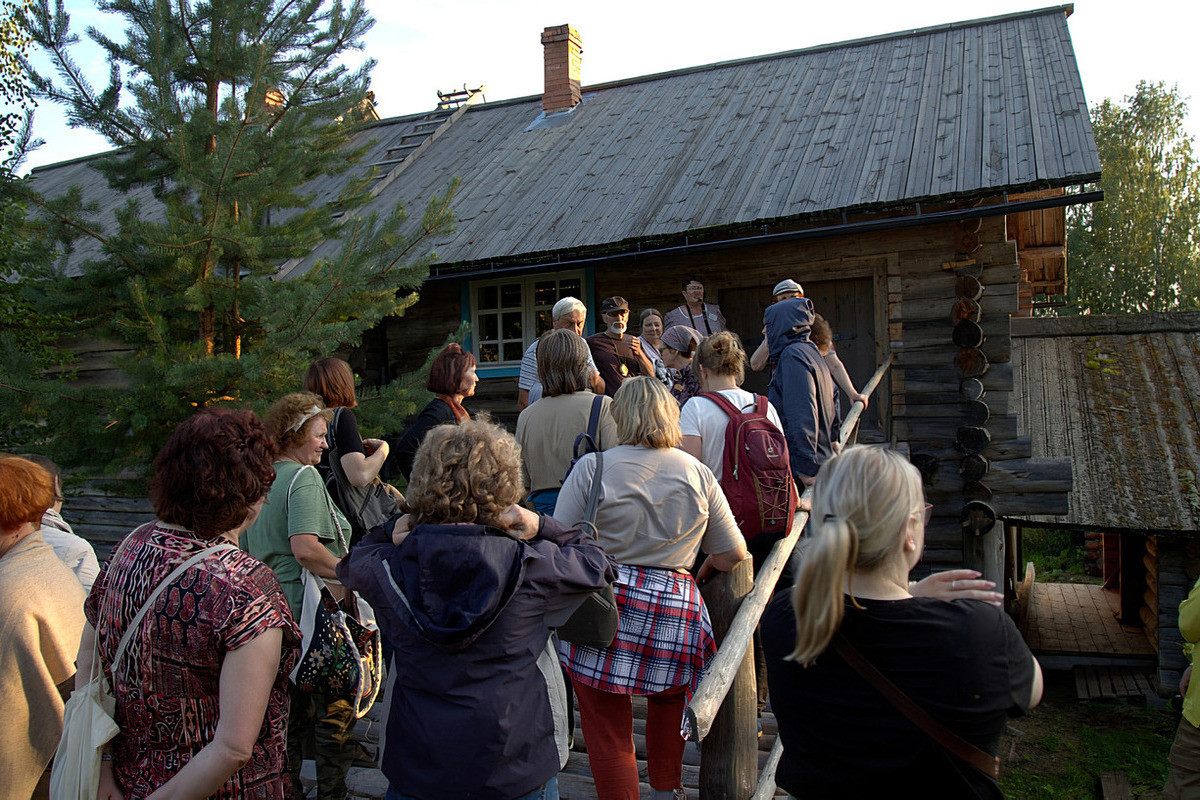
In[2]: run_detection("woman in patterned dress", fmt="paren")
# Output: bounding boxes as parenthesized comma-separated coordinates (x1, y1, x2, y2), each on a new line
(79, 408, 298, 799)
(552, 377, 748, 800)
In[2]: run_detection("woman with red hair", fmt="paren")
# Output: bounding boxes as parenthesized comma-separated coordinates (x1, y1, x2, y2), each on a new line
(0, 456, 86, 799)
(393, 343, 478, 481)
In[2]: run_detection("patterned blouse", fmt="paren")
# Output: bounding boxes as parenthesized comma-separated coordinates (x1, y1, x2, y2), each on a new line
(85, 522, 299, 799)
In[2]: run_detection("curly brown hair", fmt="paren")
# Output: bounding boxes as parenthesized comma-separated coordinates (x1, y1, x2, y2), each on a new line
(150, 408, 277, 539)
(264, 392, 333, 453)
(405, 418, 524, 526)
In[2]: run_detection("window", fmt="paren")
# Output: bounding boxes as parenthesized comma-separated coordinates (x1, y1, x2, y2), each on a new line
(470, 272, 584, 365)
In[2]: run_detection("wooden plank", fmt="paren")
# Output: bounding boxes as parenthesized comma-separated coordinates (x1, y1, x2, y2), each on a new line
(1100, 772, 1134, 800)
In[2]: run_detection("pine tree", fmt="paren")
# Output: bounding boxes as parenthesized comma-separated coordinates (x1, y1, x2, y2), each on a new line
(6, 0, 456, 471)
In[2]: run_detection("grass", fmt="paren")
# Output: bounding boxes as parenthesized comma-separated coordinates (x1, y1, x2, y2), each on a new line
(999, 674, 1176, 798)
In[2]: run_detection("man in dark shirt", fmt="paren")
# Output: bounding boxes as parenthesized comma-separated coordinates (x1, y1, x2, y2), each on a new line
(586, 296, 654, 397)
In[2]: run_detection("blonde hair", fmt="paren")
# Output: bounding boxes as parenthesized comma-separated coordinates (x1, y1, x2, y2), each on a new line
(264, 392, 333, 453)
(693, 330, 746, 385)
(537, 329, 592, 397)
(612, 376, 681, 449)
(787, 446, 924, 665)
(405, 418, 525, 526)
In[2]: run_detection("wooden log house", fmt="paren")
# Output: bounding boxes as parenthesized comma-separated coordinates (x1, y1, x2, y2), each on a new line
(31, 6, 1101, 579)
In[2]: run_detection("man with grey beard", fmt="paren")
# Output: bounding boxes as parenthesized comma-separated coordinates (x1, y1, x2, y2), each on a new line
(586, 296, 655, 397)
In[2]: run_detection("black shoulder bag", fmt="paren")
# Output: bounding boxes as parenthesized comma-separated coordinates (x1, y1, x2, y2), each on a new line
(325, 407, 401, 544)
(556, 450, 619, 648)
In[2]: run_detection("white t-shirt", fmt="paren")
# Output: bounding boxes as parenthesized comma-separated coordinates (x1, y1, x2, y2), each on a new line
(679, 388, 784, 482)
(519, 338, 599, 405)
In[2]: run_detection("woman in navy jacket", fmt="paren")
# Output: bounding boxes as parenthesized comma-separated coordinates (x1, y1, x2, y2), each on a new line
(339, 418, 616, 800)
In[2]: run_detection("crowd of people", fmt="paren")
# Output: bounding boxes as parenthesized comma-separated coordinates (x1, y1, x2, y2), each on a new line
(2, 274, 1054, 800)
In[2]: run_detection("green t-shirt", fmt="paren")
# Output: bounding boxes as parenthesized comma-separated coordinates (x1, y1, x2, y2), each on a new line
(241, 461, 351, 618)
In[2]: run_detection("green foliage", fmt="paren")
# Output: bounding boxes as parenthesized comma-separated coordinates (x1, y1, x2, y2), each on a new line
(1067, 81, 1200, 313)
(1023, 529, 1098, 584)
(0, 0, 35, 171)
(3, 0, 457, 472)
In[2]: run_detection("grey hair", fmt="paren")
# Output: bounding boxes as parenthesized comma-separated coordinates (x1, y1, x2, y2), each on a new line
(552, 296, 587, 320)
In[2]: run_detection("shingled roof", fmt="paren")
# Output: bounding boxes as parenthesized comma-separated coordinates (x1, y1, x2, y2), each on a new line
(1012, 313, 1200, 534)
(29, 5, 1099, 279)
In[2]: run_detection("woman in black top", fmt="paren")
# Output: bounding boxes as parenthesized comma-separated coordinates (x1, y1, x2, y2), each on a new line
(304, 357, 390, 489)
(761, 446, 1043, 798)
(393, 343, 477, 481)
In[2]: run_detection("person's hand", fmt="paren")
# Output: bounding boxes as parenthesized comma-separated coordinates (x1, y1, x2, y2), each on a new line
(363, 438, 388, 456)
(851, 392, 869, 409)
(99, 760, 125, 800)
(391, 513, 414, 546)
(696, 555, 717, 587)
(797, 496, 812, 513)
(1182, 665, 1193, 696)
(493, 504, 541, 540)
(382, 483, 405, 502)
(910, 569, 1002, 607)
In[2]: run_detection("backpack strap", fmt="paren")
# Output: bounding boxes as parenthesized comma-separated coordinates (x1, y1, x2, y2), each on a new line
(573, 394, 606, 461)
(698, 390, 740, 419)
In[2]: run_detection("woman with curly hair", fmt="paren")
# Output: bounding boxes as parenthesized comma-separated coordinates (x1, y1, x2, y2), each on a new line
(241, 392, 356, 799)
(79, 408, 298, 799)
(553, 376, 748, 800)
(0, 456, 86, 799)
(339, 418, 616, 800)
(393, 343, 477, 481)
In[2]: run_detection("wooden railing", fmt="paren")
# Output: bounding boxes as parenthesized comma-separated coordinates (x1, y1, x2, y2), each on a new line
(685, 355, 894, 799)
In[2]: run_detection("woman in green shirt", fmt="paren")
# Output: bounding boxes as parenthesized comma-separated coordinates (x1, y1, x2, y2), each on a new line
(242, 391, 355, 799)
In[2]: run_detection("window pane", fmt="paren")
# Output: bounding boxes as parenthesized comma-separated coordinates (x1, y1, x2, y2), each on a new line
(560, 278, 581, 298)
(480, 314, 498, 341)
(503, 341, 525, 362)
(480, 343, 499, 363)
(534, 281, 557, 306)
(478, 285, 498, 310)
(536, 309, 553, 336)
(501, 283, 522, 308)
(502, 312, 522, 339)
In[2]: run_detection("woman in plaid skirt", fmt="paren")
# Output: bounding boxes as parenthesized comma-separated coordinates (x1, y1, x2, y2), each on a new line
(554, 377, 748, 800)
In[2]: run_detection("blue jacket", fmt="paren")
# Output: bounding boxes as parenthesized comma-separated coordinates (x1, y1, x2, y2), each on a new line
(765, 298, 836, 478)
(338, 516, 615, 800)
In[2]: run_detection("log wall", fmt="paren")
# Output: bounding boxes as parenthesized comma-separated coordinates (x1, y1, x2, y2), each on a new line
(1156, 537, 1200, 697)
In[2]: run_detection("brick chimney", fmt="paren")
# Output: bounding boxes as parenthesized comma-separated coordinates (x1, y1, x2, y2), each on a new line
(541, 24, 582, 114)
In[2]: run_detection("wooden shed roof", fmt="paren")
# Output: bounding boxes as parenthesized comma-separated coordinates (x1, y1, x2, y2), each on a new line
(29, 5, 1099, 278)
(1012, 312, 1200, 534)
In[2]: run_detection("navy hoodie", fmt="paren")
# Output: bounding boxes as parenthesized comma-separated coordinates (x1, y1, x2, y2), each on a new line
(764, 298, 837, 478)
(338, 515, 615, 800)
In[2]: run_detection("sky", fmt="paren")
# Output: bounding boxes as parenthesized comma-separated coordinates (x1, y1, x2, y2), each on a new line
(19, 0, 1200, 173)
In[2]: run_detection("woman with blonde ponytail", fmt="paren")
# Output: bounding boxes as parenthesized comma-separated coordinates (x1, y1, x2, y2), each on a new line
(761, 446, 1043, 798)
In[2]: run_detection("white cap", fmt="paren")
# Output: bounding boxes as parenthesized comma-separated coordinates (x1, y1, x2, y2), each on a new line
(773, 279, 803, 297)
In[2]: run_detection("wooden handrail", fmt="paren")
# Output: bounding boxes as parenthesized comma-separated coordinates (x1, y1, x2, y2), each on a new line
(684, 355, 894, 743)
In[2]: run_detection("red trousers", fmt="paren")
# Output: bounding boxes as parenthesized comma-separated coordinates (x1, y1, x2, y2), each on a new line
(572, 679, 688, 798)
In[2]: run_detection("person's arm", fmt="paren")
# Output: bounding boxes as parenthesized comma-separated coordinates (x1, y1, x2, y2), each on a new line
(145, 628, 283, 800)
(1028, 657, 1044, 710)
(680, 435, 703, 460)
(823, 350, 867, 408)
(339, 442, 389, 488)
(75, 623, 98, 691)
(290, 534, 342, 579)
(551, 455, 595, 526)
(695, 469, 750, 583)
(629, 336, 655, 377)
(749, 337, 770, 372)
(518, 388, 530, 411)
(590, 371, 605, 396)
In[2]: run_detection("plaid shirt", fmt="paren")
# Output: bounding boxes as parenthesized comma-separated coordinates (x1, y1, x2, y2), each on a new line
(561, 564, 715, 698)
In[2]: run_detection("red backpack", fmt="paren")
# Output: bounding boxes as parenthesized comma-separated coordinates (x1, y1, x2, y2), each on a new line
(699, 391, 798, 541)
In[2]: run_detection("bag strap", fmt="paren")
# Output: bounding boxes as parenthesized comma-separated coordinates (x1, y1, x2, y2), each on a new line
(831, 633, 999, 778)
(585, 393, 604, 445)
(111, 542, 238, 682)
(574, 450, 604, 537)
(287, 463, 349, 555)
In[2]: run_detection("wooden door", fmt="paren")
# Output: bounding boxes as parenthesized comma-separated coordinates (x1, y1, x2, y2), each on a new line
(719, 277, 879, 430)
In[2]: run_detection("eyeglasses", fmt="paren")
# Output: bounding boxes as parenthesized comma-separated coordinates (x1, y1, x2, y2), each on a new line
(685, 284, 704, 292)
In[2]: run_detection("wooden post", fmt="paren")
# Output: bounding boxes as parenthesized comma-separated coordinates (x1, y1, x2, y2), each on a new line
(699, 557, 757, 800)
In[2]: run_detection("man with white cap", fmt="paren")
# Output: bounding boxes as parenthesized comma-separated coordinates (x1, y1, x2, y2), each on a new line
(749, 280, 867, 409)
